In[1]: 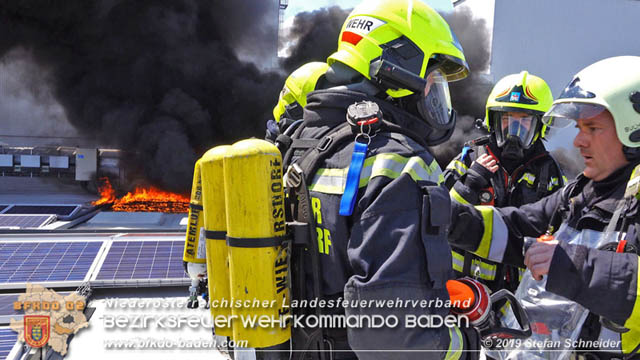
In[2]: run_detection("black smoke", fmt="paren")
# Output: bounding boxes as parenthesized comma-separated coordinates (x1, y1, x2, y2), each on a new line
(0, 0, 284, 192)
(0, 1, 495, 192)
(280, 7, 350, 73)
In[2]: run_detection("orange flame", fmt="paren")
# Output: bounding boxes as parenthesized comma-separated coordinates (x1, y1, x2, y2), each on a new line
(93, 177, 189, 213)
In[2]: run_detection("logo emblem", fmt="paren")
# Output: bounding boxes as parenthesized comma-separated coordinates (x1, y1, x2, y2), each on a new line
(509, 92, 521, 102)
(24, 315, 50, 348)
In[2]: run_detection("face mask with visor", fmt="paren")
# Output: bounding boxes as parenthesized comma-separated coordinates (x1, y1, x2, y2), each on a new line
(493, 112, 540, 150)
(370, 52, 456, 145)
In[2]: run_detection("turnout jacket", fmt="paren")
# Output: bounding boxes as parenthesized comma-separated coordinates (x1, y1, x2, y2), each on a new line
(449, 162, 640, 355)
(289, 89, 476, 359)
(443, 140, 565, 291)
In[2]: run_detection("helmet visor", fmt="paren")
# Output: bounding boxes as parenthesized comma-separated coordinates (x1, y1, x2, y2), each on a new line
(417, 68, 454, 129)
(494, 112, 539, 149)
(542, 102, 607, 128)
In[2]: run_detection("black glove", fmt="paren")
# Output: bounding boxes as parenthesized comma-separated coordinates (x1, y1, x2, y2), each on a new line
(463, 161, 494, 191)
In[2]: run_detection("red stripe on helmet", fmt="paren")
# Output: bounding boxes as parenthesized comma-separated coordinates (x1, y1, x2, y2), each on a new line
(525, 86, 538, 101)
(495, 87, 511, 98)
(341, 31, 363, 46)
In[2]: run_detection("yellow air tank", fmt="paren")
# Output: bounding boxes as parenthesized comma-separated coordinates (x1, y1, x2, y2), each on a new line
(200, 145, 233, 337)
(183, 158, 206, 264)
(224, 139, 290, 348)
(183, 158, 207, 308)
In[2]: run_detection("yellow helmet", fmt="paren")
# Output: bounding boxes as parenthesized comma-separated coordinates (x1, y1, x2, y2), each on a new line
(485, 71, 554, 148)
(272, 62, 329, 122)
(327, 0, 469, 98)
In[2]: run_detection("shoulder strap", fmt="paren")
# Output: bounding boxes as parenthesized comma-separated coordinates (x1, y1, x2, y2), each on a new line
(289, 119, 431, 186)
(295, 123, 354, 185)
(536, 159, 551, 198)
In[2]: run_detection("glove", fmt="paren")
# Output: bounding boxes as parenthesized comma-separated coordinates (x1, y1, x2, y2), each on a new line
(463, 161, 494, 192)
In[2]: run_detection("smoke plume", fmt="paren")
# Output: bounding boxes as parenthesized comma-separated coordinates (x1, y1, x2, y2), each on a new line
(0, 47, 81, 146)
(0, 0, 284, 192)
(0, 1, 498, 191)
(280, 7, 350, 73)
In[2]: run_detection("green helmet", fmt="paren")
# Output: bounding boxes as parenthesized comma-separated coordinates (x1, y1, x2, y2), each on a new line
(273, 62, 329, 122)
(327, 0, 469, 98)
(543, 56, 640, 148)
(485, 71, 554, 149)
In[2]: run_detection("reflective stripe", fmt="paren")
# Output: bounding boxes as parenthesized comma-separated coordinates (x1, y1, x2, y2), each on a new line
(547, 177, 561, 191)
(622, 256, 640, 353)
(451, 250, 496, 280)
(445, 326, 463, 360)
(450, 188, 470, 205)
(446, 159, 468, 177)
(452, 251, 464, 272)
(518, 172, 536, 186)
(472, 260, 497, 280)
(474, 206, 508, 263)
(309, 153, 442, 194)
(518, 267, 526, 281)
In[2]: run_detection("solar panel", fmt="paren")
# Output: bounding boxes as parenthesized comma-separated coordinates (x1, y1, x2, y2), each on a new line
(0, 242, 102, 284)
(0, 294, 20, 318)
(95, 241, 187, 281)
(0, 328, 17, 360)
(4, 205, 78, 216)
(0, 215, 56, 228)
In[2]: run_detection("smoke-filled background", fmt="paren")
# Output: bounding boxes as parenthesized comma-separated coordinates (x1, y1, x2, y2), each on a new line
(0, 0, 286, 192)
(0, 1, 581, 193)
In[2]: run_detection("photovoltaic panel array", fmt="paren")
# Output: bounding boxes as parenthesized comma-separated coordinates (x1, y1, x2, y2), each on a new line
(0, 242, 101, 284)
(4, 205, 78, 216)
(95, 241, 187, 281)
(0, 215, 55, 228)
(0, 295, 20, 318)
(0, 328, 16, 360)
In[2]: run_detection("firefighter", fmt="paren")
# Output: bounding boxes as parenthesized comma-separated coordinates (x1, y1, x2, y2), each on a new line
(265, 61, 329, 143)
(280, 0, 481, 358)
(449, 56, 640, 358)
(443, 72, 566, 293)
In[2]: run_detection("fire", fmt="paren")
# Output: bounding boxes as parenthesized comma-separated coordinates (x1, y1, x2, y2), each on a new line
(93, 178, 189, 213)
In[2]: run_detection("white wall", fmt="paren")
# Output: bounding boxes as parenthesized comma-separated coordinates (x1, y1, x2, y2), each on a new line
(491, 0, 640, 95)
(491, 0, 640, 150)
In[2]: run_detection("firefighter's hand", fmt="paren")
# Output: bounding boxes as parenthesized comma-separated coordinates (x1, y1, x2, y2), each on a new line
(524, 240, 559, 281)
(475, 154, 499, 173)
